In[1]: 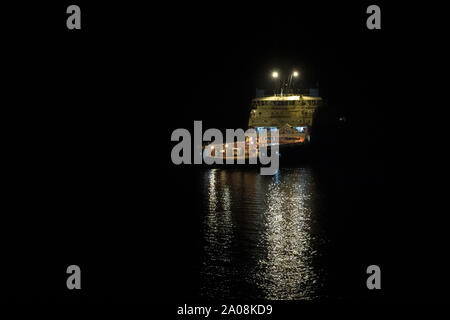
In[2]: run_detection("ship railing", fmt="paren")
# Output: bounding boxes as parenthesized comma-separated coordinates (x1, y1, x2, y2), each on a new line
(269, 89, 312, 97)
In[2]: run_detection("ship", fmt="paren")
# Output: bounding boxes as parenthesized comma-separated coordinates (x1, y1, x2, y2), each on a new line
(204, 71, 323, 165)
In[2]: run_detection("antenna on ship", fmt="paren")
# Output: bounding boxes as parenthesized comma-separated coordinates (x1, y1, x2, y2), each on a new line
(288, 71, 299, 93)
(272, 70, 300, 95)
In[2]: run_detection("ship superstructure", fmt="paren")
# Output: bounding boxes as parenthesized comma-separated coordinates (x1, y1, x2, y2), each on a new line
(249, 94, 321, 129)
(248, 92, 322, 143)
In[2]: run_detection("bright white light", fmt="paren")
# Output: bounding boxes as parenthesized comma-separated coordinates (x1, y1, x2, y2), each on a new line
(272, 71, 279, 78)
(210, 146, 214, 150)
(293, 71, 299, 77)
(225, 143, 228, 148)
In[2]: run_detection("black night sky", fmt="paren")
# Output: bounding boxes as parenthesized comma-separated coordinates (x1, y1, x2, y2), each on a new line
(2, 1, 449, 309)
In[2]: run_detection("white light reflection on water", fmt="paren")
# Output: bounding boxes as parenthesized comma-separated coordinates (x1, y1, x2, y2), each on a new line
(202, 169, 235, 298)
(200, 168, 326, 300)
(255, 168, 321, 299)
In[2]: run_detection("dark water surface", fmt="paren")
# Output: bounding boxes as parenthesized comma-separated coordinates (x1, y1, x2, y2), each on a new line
(198, 167, 331, 300)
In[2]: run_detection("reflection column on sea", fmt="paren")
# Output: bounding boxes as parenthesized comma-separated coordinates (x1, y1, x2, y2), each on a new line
(200, 168, 327, 300)
(255, 168, 322, 299)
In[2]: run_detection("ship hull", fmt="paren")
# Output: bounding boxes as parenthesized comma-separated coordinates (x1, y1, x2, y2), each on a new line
(202, 142, 312, 169)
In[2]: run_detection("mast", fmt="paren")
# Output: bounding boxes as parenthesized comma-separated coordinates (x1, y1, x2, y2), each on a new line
(272, 70, 299, 95)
